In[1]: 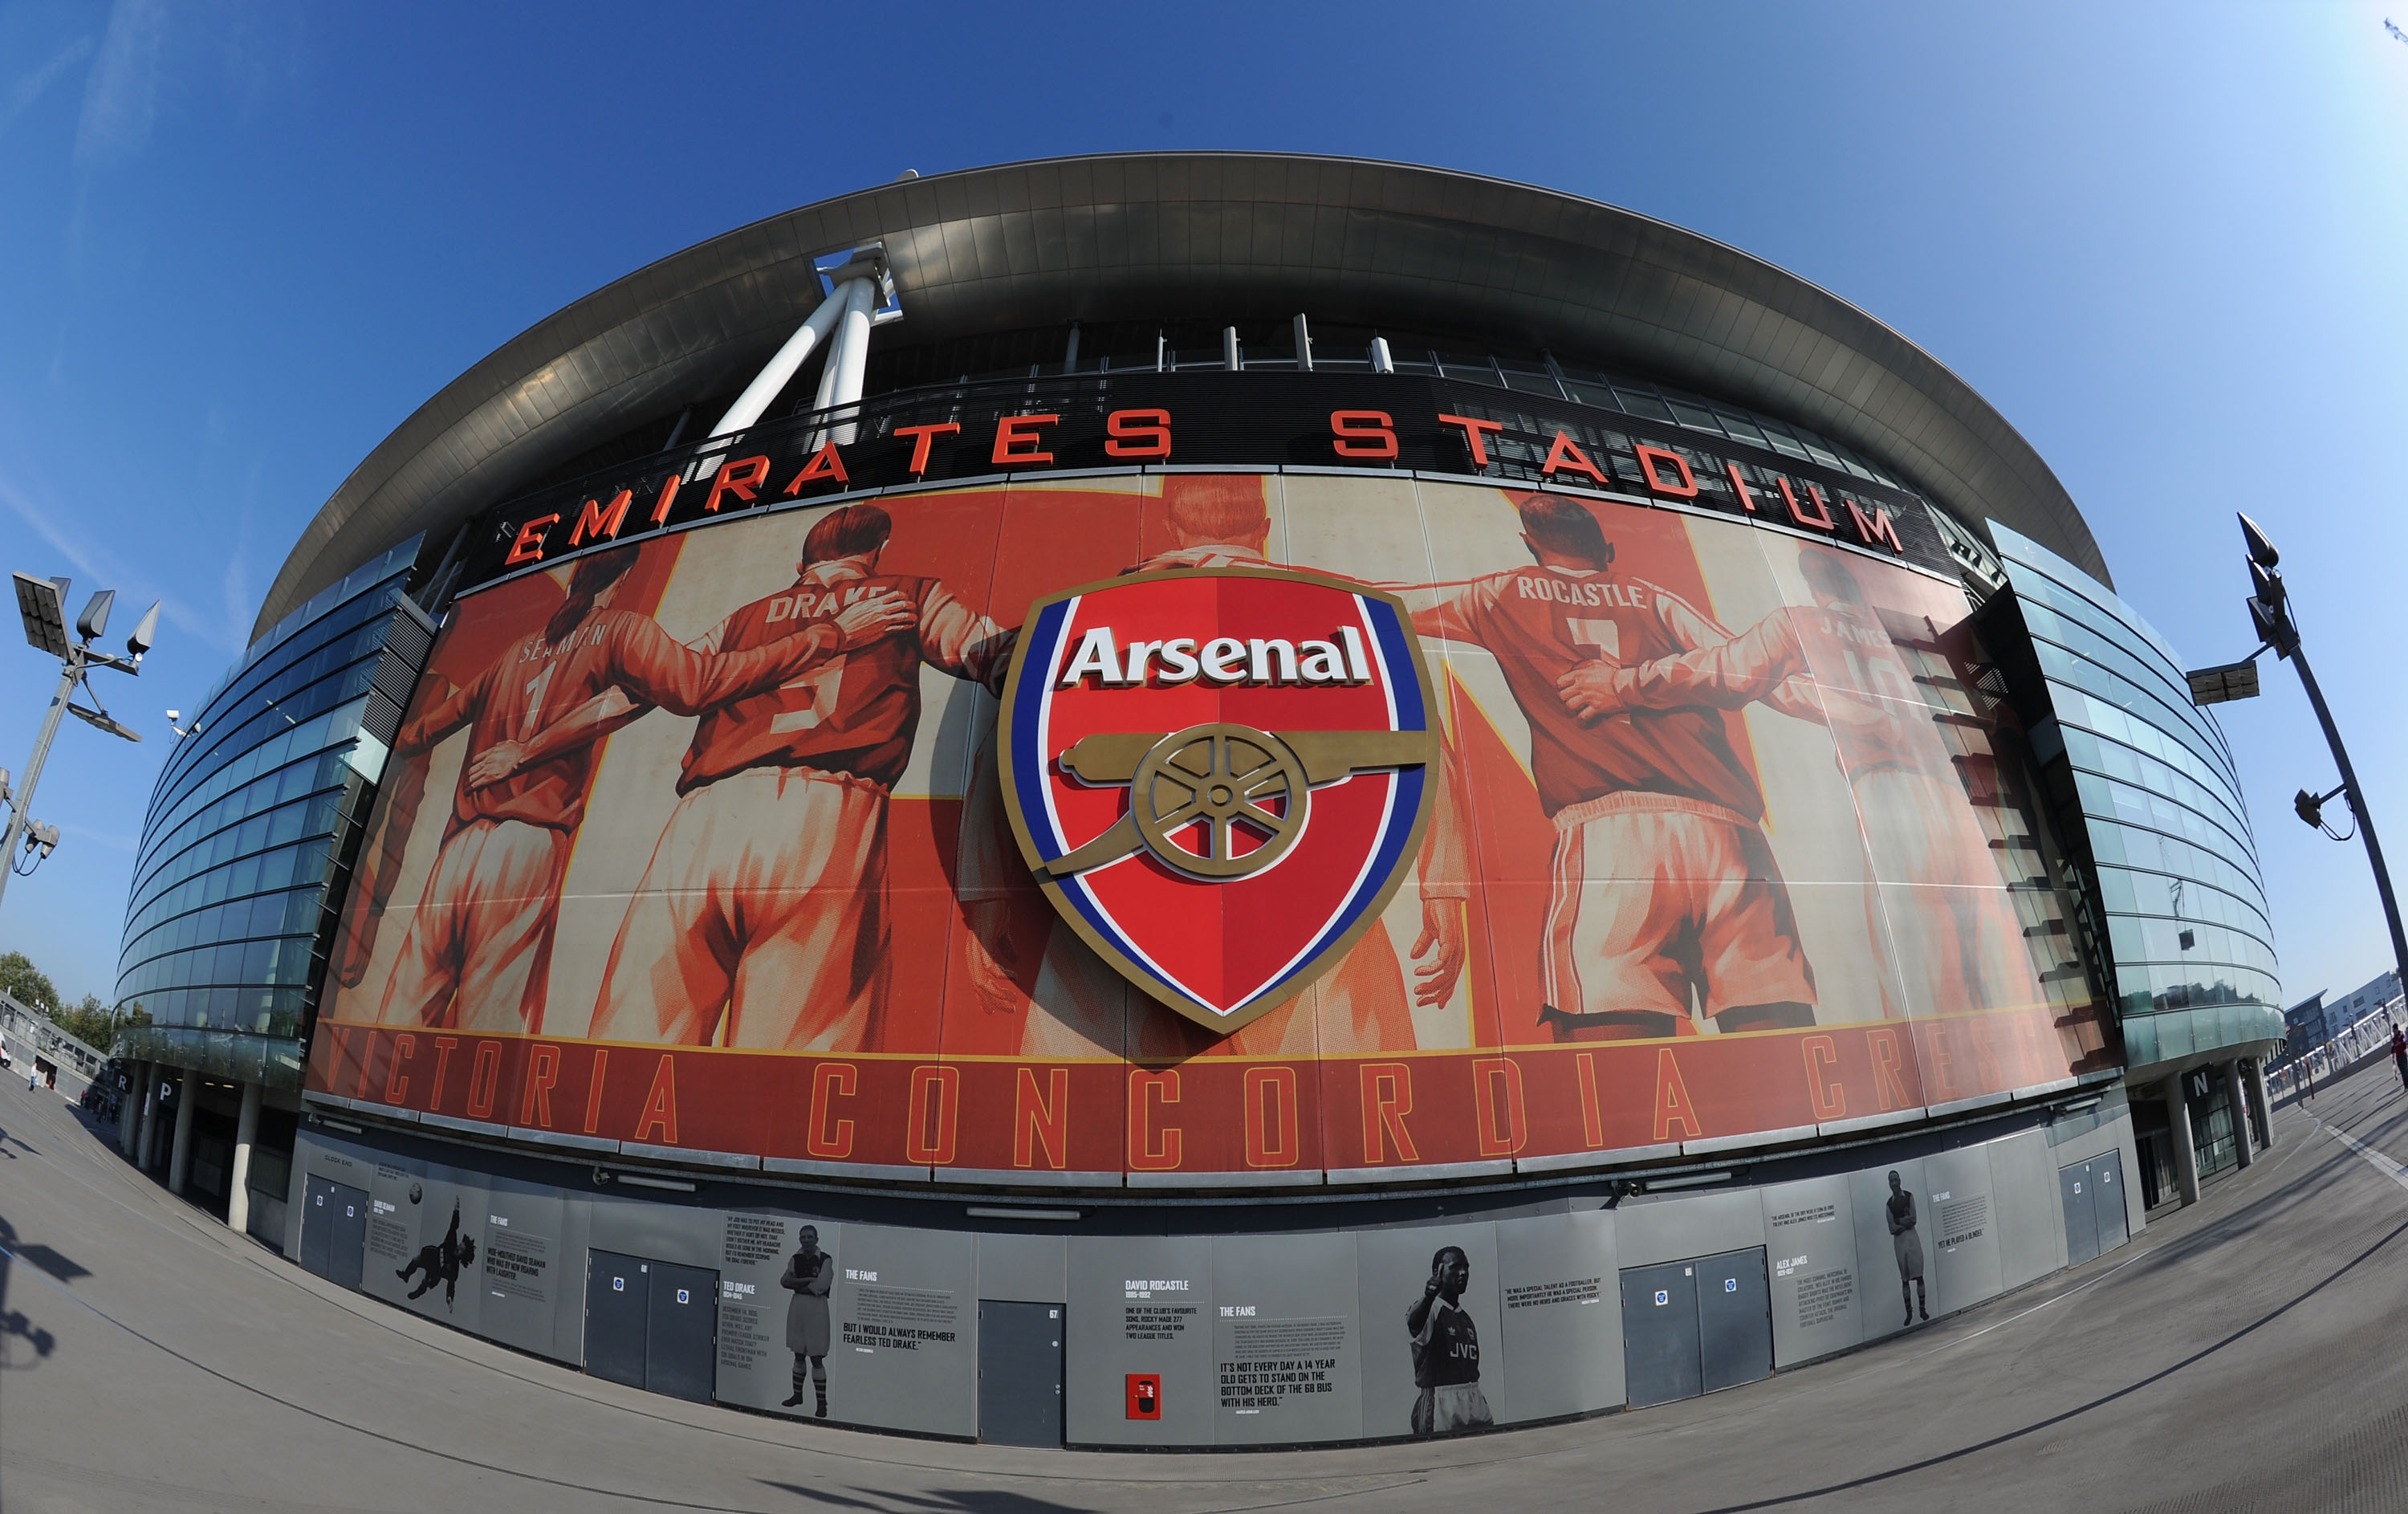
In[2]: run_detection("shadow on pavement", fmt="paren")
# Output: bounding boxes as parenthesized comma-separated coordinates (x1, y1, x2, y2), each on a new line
(0, 1223, 60, 1365)
(763, 1483, 1089, 1512)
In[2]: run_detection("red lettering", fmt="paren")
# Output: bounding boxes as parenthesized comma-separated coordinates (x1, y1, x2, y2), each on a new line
(783, 442, 848, 494)
(1014, 1067, 1069, 1170)
(519, 1044, 560, 1127)
(1869, 1029, 1910, 1111)
(383, 1032, 414, 1105)
(504, 515, 559, 566)
(649, 474, 680, 525)
(1473, 1056, 1527, 1157)
(583, 1048, 608, 1133)
(632, 1055, 678, 1145)
(429, 1036, 458, 1111)
(1803, 1036, 1846, 1121)
(1725, 462, 1758, 513)
(704, 454, 771, 512)
(1779, 476, 1837, 530)
(465, 1040, 502, 1120)
(568, 490, 632, 546)
(893, 421, 961, 475)
(1128, 1069, 1182, 1170)
(1105, 408, 1172, 459)
(806, 1063, 856, 1158)
(1330, 409, 1400, 460)
(1243, 1066, 1300, 1168)
(351, 1028, 376, 1099)
(1437, 413, 1504, 468)
(1847, 499, 1905, 553)
(1540, 431, 1608, 486)
(992, 413, 1060, 467)
(905, 1064, 958, 1166)
(1360, 1063, 1420, 1163)
(1576, 1051, 1604, 1147)
(1651, 1048, 1702, 1142)
(1634, 445, 1699, 499)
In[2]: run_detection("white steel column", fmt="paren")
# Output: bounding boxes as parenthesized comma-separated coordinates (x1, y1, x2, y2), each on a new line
(809, 273, 880, 445)
(227, 1079, 262, 1235)
(1369, 336, 1396, 375)
(2223, 1059, 2253, 1168)
(167, 1067, 196, 1195)
(2247, 1057, 2275, 1151)
(2165, 1075, 2201, 1207)
(706, 287, 852, 442)
(136, 1069, 160, 1168)
(119, 1059, 145, 1156)
(1292, 314, 1312, 372)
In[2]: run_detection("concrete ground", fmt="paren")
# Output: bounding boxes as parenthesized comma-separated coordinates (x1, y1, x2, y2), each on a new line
(6, 1070, 2408, 1514)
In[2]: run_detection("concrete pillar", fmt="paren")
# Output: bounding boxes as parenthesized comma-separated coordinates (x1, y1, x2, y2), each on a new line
(167, 1068, 196, 1195)
(118, 1060, 146, 1157)
(2164, 1074, 2202, 1207)
(136, 1070, 161, 1169)
(2247, 1058, 2276, 1152)
(226, 1081, 261, 1236)
(2223, 1060, 2252, 1169)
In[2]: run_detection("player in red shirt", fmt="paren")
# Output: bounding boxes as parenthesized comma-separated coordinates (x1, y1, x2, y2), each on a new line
(1556, 544, 2046, 1019)
(1406, 493, 1817, 1042)
(367, 548, 899, 1033)
(958, 474, 1470, 1057)
(571, 503, 1015, 1052)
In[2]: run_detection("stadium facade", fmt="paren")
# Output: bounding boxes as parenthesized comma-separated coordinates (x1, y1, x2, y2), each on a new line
(111, 154, 2282, 1445)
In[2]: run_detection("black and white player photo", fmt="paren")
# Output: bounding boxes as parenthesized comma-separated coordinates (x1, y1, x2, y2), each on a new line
(397, 1199, 478, 1311)
(1886, 1170, 1928, 1326)
(780, 1224, 836, 1418)
(1405, 1244, 1493, 1437)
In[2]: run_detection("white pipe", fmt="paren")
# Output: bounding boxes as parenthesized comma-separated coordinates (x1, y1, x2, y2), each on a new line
(708, 284, 851, 441)
(814, 275, 880, 446)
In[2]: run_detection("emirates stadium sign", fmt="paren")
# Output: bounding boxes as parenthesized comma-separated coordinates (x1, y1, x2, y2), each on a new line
(999, 568, 1438, 1032)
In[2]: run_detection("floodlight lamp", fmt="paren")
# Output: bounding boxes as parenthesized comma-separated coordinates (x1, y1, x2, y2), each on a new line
(2239, 513, 2281, 569)
(75, 588, 114, 643)
(126, 600, 160, 658)
(2248, 559, 2285, 608)
(2296, 788, 2325, 828)
(12, 572, 71, 658)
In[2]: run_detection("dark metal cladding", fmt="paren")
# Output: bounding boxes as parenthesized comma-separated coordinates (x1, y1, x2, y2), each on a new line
(256, 153, 2106, 639)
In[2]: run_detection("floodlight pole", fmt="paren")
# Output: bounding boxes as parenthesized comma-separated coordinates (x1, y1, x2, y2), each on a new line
(2287, 639, 2408, 999)
(0, 646, 87, 915)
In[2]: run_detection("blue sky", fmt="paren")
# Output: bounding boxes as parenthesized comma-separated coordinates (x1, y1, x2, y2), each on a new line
(2, 1, 2405, 1013)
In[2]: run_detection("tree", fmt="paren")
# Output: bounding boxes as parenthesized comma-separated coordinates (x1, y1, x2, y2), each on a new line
(53, 993, 117, 1051)
(0, 951, 58, 1014)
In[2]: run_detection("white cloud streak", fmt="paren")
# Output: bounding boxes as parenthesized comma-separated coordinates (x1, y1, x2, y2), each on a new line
(73, 0, 166, 172)
(0, 466, 240, 656)
(0, 34, 96, 144)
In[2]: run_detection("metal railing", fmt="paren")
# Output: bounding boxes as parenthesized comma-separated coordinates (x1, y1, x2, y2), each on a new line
(0, 990, 111, 1080)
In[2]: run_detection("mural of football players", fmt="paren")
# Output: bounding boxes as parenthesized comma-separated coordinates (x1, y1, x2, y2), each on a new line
(1405, 1244, 1492, 1437)
(1555, 542, 2046, 1020)
(1405, 493, 1817, 1042)
(959, 473, 1470, 1058)
(574, 502, 1015, 1051)
(367, 548, 894, 1033)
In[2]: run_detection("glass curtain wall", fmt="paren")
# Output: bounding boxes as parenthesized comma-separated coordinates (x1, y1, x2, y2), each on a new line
(1989, 523, 2283, 1068)
(113, 537, 425, 1086)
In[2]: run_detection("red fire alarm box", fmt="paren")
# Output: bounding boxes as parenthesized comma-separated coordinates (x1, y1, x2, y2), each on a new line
(1125, 1373, 1161, 1419)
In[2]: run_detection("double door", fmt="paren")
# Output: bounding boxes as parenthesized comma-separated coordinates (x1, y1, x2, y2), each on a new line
(2059, 1151, 2130, 1268)
(584, 1249, 720, 1403)
(1618, 1247, 1772, 1409)
(299, 1177, 368, 1288)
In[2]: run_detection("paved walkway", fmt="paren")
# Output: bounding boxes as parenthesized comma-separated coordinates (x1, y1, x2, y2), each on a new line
(6, 1068, 2408, 1512)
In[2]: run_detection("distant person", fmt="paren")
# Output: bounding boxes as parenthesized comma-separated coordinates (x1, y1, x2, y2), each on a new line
(1886, 1170, 1927, 1326)
(780, 1225, 836, 1418)
(1405, 1245, 1492, 1437)
(2390, 1022, 2405, 1092)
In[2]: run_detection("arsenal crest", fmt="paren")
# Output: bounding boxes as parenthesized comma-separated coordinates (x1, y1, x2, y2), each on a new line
(998, 568, 1438, 1034)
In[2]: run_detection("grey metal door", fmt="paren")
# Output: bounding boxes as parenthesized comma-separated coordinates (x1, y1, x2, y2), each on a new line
(300, 1177, 334, 1278)
(2060, 1162, 2100, 1267)
(2090, 1152, 2129, 1252)
(978, 1300, 1064, 1446)
(1695, 1247, 1771, 1394)
(584, 1249, 650, 1389)
(645, 1260, 719, 1404)
(1619, 1261, 1702, 1408)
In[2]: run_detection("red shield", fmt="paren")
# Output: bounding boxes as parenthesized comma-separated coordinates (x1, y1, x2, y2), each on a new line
(999, 568, 1437, 1034)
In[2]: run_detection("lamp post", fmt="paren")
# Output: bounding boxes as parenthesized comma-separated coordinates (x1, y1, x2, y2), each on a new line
(1, 573, 157, 915)
(2190, 516, 2408, 1003)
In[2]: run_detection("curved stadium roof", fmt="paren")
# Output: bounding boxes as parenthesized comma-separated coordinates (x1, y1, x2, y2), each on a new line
(255, 153, 2105, 639)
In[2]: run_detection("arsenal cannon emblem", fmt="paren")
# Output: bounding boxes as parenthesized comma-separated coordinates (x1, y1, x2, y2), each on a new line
(999, 567, 1438, 1033)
